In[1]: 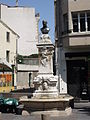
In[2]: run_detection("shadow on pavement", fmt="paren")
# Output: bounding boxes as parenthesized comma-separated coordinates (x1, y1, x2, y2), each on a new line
(11, 87, 36, 93)
(74, 103, 90, 116)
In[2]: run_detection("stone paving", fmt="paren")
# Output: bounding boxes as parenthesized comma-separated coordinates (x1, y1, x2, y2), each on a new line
(51, 103, 90, 120)
(0, 102, 90, 120)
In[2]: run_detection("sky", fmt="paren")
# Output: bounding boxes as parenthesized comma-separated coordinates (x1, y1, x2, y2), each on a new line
(0, 0, 55, 42)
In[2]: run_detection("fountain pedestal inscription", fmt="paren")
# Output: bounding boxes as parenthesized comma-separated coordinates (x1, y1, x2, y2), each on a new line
(20, 20, 74, 116)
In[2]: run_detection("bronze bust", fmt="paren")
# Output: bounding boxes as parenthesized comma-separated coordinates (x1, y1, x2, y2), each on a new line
(41, 20, 50, 34)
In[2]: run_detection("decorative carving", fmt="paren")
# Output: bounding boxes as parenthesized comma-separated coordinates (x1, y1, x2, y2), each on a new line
(41, 77, 49, 91)
(34, 75, 58, 92)
(40, 46, 48, 67)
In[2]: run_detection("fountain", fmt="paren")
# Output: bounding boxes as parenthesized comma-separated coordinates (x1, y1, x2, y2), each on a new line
(20, 20, 74, 116)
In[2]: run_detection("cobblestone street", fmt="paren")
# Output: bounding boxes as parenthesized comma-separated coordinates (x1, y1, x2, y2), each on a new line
(0, 102, 90, 120)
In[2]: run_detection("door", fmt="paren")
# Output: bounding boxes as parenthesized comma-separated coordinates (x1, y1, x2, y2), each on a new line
(67, 60, 88, 99)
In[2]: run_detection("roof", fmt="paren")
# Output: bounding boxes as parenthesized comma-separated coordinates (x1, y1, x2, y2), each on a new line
(0, 19, 20, 38)
(0, 3, 34, 9)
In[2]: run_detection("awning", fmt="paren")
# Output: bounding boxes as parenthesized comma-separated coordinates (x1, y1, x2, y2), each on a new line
(0, 58, 12, 71)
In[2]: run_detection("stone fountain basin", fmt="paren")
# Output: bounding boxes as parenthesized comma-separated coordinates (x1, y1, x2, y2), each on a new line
(19, 95, 74, 112)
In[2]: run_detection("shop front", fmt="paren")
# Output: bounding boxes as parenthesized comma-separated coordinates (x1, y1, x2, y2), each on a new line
(0, 59, 14, 92)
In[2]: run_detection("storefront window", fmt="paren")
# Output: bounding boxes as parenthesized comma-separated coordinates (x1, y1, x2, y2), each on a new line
(0, 74, 12, 87)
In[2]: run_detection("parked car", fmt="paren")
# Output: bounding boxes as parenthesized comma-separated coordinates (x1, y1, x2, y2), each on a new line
(0, 97, 23, 114)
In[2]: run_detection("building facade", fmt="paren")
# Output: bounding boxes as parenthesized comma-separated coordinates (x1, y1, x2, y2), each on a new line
(55, 0, 90, 100)
(0, 19, 19, 92)
(0, 4, 39, 55)
(0, 4, 40, 89)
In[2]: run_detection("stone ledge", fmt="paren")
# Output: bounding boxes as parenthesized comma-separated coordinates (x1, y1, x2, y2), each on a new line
(22, 107, 72, 116)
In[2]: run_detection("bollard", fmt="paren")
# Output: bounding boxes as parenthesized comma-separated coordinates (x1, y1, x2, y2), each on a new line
(41, 114, 50, 120)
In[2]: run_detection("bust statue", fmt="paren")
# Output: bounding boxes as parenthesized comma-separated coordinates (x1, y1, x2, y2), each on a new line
(41, 20, 50, 34)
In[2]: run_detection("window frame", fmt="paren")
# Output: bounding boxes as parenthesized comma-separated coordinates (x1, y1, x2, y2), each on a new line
(6, 50, 10, 62)
(6, 32, 10, 42)
(72, 12, 90, 33)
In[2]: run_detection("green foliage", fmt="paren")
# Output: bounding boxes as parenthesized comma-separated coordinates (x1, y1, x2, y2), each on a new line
(16, 54, 24, 64)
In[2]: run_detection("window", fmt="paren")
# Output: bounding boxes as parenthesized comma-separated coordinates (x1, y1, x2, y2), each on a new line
(6, 32, 10, 42)
(6, 51, 10, 62)
(72, 13, 78, 32)
(80, 13, 85, 32)
(72, 12, 90, 32)
(87, 13, 90, 31)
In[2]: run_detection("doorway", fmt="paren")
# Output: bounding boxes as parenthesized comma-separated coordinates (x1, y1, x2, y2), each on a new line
(67, 60, 88, 100)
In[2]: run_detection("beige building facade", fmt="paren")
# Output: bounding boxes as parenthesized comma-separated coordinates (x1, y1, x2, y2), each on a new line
(55, 0, 90, 100)
(0, 4, 40, 89)
(0, 19, 19, 92)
